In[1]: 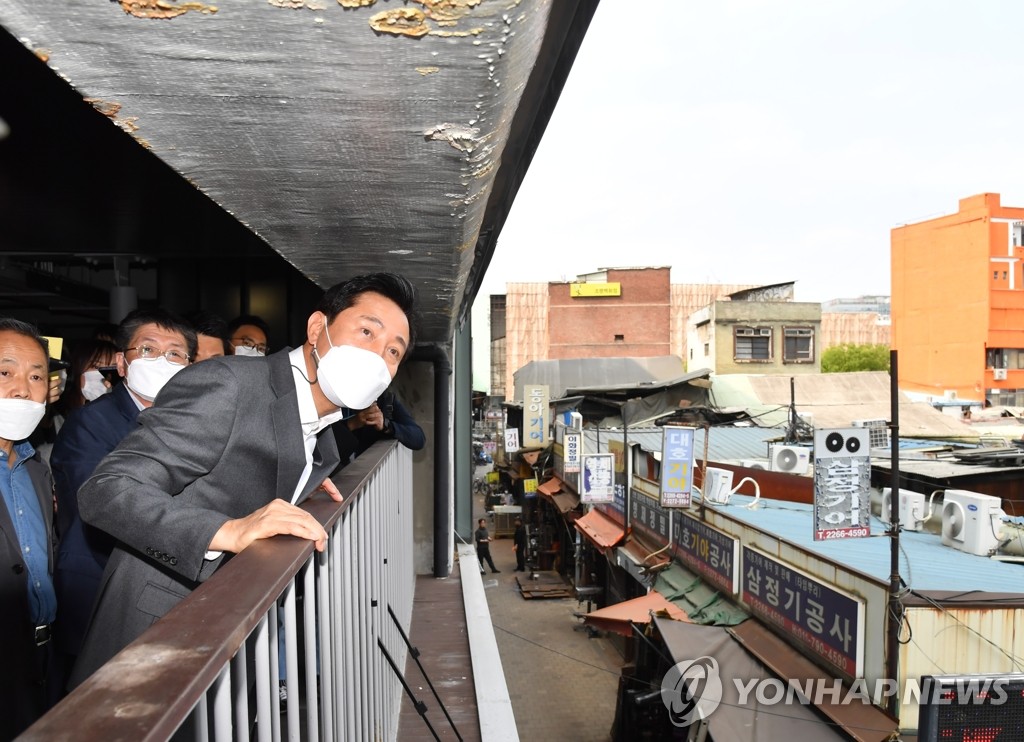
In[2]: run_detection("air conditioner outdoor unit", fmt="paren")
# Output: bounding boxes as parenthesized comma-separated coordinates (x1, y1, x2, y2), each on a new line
(852, 418, 889, 448)
(740, 459, 769, 470)
(941, 489, 1005, 556)
(881, 488, 927, 531)
(770, 444, 810, 475)
(994, 368, 1007, 381)
(702, 466, 734, 505)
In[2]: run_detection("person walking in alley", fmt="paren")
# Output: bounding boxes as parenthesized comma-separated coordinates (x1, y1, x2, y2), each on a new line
(512, 517, 527, 572)
(475, 518, 499, 573)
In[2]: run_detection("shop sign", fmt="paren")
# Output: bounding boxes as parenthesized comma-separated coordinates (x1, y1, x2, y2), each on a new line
(812, 428, 870, 541)
(660, 425, 696, 507)
(563, 432, 581, 473)
(673, 511, 738, 594)
(570, 282, 621, 297)
(524, 385, 549, 446)
(523, 477, 538, 498)
(581, 453, 615, 503)
(740, 546, 865, 678)
(504, 427, 519, 453)
(630, 488, 669, 541)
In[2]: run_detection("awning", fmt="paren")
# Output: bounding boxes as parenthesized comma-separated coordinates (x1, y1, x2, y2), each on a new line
(653, 617, 848, 741)
(583, 592, 690, 637)
(574, 508, 626, 552)
(619, 539, 672, 571)
(537, 477, 562, 496)
(653, 563, 749, 626)
(729, 620, 898, 741)
(537, 476, 581, 513)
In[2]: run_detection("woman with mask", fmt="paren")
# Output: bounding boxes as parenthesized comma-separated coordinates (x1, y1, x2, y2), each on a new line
(62, 338, 119, 412)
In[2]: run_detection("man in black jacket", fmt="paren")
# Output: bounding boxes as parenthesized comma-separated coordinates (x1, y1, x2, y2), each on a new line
(512, 517, 527, 572)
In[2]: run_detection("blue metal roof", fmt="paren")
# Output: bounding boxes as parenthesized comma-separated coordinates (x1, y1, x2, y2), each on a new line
(583, 426, 782, 463)
(716, 495, 1024, 594)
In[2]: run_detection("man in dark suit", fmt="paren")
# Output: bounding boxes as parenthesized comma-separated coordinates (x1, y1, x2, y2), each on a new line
(0, 318, 59, 739)
(70, 273, 417, 687)
(50, 309, 197, 674)
(336, 389, 426, 463)
(513, 517, 527, 572)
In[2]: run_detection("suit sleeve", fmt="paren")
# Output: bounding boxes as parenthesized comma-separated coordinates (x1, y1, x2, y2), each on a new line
(387, 397, 426, 451)
(51, 405, 122, 549)
(77, 361, 242, 582)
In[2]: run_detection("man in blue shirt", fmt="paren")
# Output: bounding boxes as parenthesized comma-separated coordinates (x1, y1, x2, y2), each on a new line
(0, 318, 58, 738)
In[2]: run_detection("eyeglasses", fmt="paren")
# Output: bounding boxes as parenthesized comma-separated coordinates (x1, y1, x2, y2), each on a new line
(232, 337, 269, 354)
(124, 345, 191, 366)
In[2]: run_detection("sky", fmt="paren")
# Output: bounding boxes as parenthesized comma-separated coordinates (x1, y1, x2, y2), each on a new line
(471, 0, 1024, 390)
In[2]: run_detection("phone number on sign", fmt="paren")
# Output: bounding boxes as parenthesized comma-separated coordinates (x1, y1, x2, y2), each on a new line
(815, 527, 870, 540)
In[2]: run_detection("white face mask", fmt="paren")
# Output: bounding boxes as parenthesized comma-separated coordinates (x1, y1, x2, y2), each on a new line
(313, 329, 392, 411)
(0, 398, 47, 441)
(234, 345, 265, 357)
(81, 369, 110, 402)
(125, 357, 185, 402)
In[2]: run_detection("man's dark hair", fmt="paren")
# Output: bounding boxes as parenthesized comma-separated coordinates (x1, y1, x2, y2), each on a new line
(227, 314, 271, 339)
(116, 308, 199, 361)
(0, 317, 49, 358)
(187, 310, 231, 355)
(316, 273, 418, 351)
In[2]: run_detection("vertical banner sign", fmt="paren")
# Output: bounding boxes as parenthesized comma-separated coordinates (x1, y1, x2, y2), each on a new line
(523, 477, 538, 499)
(581, 453, 615, 504)
(563, 432, 582, 473)
(524, 385, 550, 446)
(812, 428, 871, 540)
(504, 427, 520, 453)
(660, 426, 696, 507)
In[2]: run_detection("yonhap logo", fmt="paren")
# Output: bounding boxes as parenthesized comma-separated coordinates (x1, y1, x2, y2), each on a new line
(660, 656, 723, 726)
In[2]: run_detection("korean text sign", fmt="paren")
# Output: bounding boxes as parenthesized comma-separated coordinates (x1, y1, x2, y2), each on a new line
(524, 385, 549, 446)
(741, 546, 864, 678)
(563, 432, 581, 474)
(581, 453, 615, 504)
(812, 428, 871, 541)
(660, 426, 696, 507)
(673, 512, 739, 594)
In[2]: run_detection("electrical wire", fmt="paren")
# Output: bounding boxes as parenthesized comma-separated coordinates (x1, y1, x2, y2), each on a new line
(907, 589, 1024, 671)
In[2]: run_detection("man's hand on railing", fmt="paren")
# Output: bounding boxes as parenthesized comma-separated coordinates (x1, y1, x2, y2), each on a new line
(208, 498, 333, 554)
(317, 477, 343, 502)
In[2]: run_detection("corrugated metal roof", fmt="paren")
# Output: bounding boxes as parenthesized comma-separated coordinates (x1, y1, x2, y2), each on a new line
(716, 495, 1024, 594)
(710, 371, 979, 440)
(513, 355, 688, 399)
(583, 426, 780, 463)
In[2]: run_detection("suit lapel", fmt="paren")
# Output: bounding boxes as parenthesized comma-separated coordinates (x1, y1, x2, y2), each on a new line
(268, 350, 306, 501)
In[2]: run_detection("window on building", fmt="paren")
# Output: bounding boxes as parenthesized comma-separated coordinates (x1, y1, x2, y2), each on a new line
(986, 348, 1009, 369)
(614, 334, 624, 342)
(703, 342, 710, 356)
(734, 326, 771, 361)
(783, 327, 814, 363)
(1014, 222, 1024, 247)
(994, 270, 999, 280)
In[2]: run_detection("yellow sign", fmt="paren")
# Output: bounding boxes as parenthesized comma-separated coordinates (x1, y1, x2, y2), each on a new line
(486, 471, 499, 484)
(42, 336, 63, 360)
(570, 282, 621, 297)
(523, 478, 538, 494)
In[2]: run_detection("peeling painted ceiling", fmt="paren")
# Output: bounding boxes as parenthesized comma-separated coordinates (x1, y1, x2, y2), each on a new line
(0, 0, 597, 347)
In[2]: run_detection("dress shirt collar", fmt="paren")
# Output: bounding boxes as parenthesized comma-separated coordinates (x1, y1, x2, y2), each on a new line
(289, 346, 348, 436)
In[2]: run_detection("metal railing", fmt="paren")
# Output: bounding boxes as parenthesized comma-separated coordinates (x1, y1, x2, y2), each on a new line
(23, 441, 415, 742)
